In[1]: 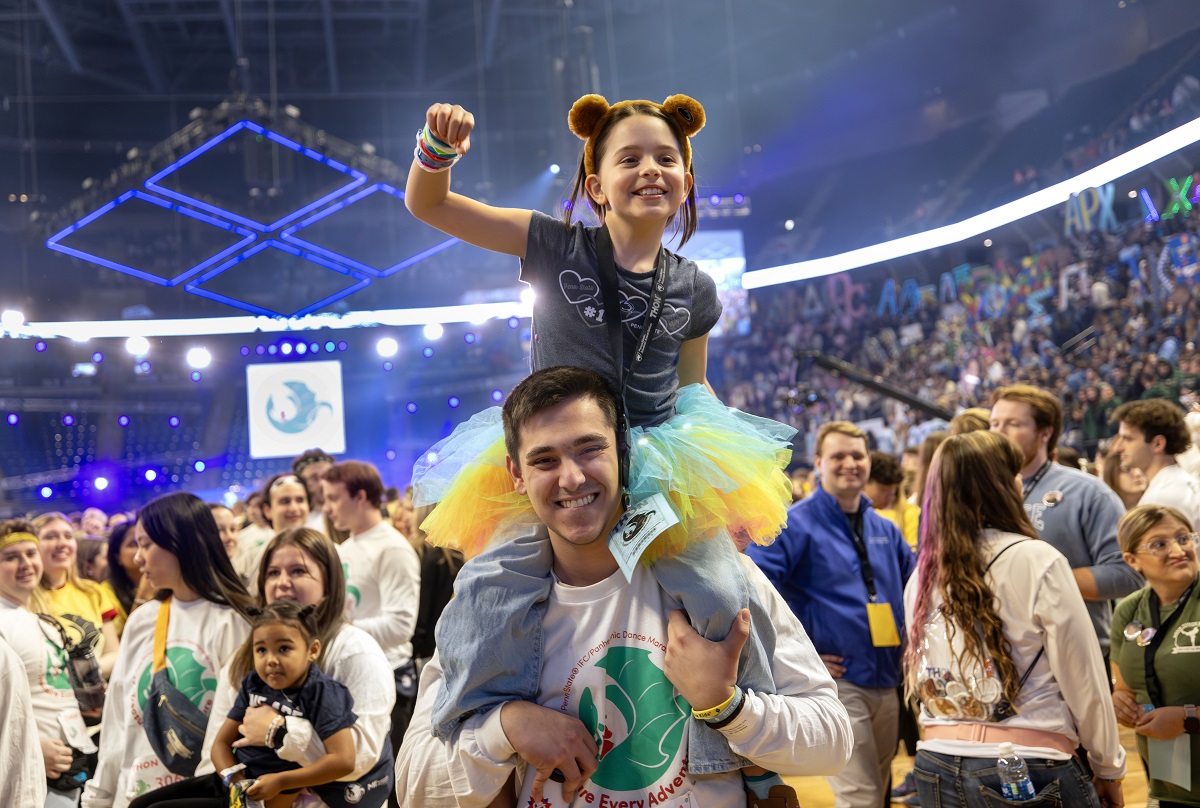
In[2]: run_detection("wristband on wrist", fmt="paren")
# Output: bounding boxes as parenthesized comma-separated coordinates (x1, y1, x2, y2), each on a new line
(706, 687, 747, 730)
(1097, 776, 1124, 784)
(413, 125, 460, 173)
(220, 763, 246, 788)
(691, 686, 738, 720)
(265, 715, 286, 749)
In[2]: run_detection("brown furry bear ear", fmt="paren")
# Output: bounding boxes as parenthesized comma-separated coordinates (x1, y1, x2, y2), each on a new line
(661, 94, 705, 137)
(569, 94, 611, 140)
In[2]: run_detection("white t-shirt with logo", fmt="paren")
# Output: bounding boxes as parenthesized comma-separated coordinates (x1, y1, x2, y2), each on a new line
(0, 598, 95, 753)
(337, 520, 420, 669)
(82, 597, 248, 808)
(1141, 463, 1200, 530)
(515, 566, 739, 808)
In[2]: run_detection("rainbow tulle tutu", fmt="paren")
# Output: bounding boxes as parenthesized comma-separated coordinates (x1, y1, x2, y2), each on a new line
(412, 384, 795, 561)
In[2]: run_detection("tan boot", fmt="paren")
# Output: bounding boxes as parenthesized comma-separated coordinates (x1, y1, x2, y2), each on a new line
(746, 784, 801, 808)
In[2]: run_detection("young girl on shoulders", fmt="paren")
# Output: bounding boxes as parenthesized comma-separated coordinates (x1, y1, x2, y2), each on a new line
(407, 94, 796, 803)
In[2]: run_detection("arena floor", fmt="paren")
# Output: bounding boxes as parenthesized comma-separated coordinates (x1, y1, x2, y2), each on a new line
(784, 724, 1151, 807)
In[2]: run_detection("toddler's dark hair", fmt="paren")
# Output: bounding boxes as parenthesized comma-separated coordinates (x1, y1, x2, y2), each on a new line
(248, 600, 319, 646)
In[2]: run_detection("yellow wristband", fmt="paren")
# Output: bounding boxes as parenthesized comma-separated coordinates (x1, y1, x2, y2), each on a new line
(691, 687, 738, 720)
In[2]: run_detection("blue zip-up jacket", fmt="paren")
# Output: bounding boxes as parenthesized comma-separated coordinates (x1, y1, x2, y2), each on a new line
(747, 486, 916, 688)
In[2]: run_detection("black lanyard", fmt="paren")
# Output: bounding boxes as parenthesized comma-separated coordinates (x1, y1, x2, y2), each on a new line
(1022, 461, 1052, 502)
(1143, 580, 1197, 708)
(595, 226, 670, 504)
(845, 508, 879, 602)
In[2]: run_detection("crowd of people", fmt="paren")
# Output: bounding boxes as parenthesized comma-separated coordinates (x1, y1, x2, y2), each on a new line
(2, 87, 1199, 808)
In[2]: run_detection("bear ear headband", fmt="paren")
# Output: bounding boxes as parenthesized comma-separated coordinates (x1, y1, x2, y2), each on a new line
(568, 94, 706, 177)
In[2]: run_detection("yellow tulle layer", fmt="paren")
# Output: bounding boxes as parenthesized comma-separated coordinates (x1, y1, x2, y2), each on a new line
(413, 385, 795, 561)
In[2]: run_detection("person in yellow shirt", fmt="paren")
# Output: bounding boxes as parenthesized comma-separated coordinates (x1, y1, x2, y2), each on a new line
(33, 512, 121, 679)
(865, 451, 920, 550)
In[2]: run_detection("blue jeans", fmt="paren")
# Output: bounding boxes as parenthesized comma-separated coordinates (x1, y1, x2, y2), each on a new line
(430, 527, 778, 774)
(912, 749, 1101, 808)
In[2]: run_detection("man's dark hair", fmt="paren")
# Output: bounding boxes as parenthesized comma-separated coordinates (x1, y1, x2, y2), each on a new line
(868, 451, 904, 486)
(502, 366, 619, 467)
(321, 460, 386, 508)
(293, 448, 335, 477)
(1112, 399, 1192, 456)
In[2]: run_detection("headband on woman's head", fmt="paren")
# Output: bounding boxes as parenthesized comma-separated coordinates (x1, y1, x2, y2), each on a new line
(569, 94, 706, 177)
(0, 531, 39, 551)
(269, 474, 301, 491)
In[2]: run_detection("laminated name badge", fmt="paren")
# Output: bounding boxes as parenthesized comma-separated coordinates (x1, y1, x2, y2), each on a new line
(607, 493, 681, 582)
(866, 602, 901, 647)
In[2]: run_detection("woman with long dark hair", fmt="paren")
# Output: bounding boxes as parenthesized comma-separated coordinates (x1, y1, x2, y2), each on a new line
(82, 493, 253, 808)
(903, 430, 1126, 807)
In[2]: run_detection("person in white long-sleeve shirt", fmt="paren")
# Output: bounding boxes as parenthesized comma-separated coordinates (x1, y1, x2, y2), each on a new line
(0, 633, 47, 808)
(322, 460, 421, 773)
(902, 431, 1125, 808)
(394, 366, 853, 808)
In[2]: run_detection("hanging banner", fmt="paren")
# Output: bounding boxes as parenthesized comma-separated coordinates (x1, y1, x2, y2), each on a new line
(246, 360, 346, 459)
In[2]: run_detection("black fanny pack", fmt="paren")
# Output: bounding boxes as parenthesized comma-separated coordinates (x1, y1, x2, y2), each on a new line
(142, 598, 210, 776)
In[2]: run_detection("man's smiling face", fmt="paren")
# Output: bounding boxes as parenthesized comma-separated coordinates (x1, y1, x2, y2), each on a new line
(507, 394, 621, 552)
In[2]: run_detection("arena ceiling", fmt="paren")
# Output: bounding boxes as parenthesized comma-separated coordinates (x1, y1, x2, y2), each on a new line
(2, 0, 1200, 320)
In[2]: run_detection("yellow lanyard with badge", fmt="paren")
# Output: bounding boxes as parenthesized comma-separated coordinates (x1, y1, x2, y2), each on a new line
(847, 510, 901, 647)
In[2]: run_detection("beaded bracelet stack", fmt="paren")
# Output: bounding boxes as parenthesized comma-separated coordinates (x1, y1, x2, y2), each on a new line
(414, 125, 461, 173)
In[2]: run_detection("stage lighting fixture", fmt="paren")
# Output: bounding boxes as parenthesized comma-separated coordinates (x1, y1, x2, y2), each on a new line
(376, 337, 399, 358)
(168, 416, 180, 427)
(92, 352, 104, 363)
(406, 402, 418, 413)
(191, 371, 203, 382)
(35, 341, 46, 352)
(125, 336, 151, 357)
(324, 341, 336, 352)
(94, 477, 109, 491)
(337, 341, 348, 351)
(118, 415, 130, 426)
(296, 342, 308, 355)
(425, 451, 438, 464)
(268, 345, 278, 355)
(6, 413, 17, 425)
(385, 450, 397, 461)
(1, 309, 24, 329)
(194, 461, 206, 472)
(508, 317, 520, 329)
(709, 194, 721, 206)
(72, 363, 97, 377)
(40, 486, 52, 499)
(464, 333, 476, 344)
(734, 193, 745, 204)
(423, 323, 444, 341)
(550, 164, 561, 175)
(145, 469, 158, 481)
(62, 415, 75, 426)
(309, 343, 319, 353)
(281, 342, 294, 355)
(382, 361, 394, 371)
(520, 289, 536, 306)
(492, 390, 504, 402)
(422, 347, 434, 358)
(784, 220, 795, 231)
(135, 361, 152, 374)
(186, 347, 212, 369)
(984, 239, 993, 247)
(448, 396, 460, 408)
(240, 346, 251, 356)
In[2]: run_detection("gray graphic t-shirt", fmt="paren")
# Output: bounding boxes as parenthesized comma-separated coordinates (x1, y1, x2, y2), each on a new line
(520, 211, 721, 427)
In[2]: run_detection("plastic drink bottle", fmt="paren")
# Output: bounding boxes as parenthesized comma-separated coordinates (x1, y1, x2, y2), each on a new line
(997, 742, 1036, 801)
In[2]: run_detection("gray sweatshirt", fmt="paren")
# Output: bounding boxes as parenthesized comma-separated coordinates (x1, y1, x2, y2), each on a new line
(1022, 462, 1143, 649)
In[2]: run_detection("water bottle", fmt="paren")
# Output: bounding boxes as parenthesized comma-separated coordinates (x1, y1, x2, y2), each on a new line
(66, 642, 106, 712)
(997, 742, 1036, 801)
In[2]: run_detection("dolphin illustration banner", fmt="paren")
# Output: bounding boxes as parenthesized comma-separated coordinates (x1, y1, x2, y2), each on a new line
(246, 360, 346, 458)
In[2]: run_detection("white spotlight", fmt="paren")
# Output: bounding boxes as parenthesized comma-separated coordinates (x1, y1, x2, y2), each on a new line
(1, 309, 24, 330)
(94, 476, 109, 491)
(186, 347, 212, 369)
(549, 163, 561, 175)
(376, 337, 399, 358)
(422, 323, 444, 341)
(125, 336, 151, 357)
(784, 219, 795, 231)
